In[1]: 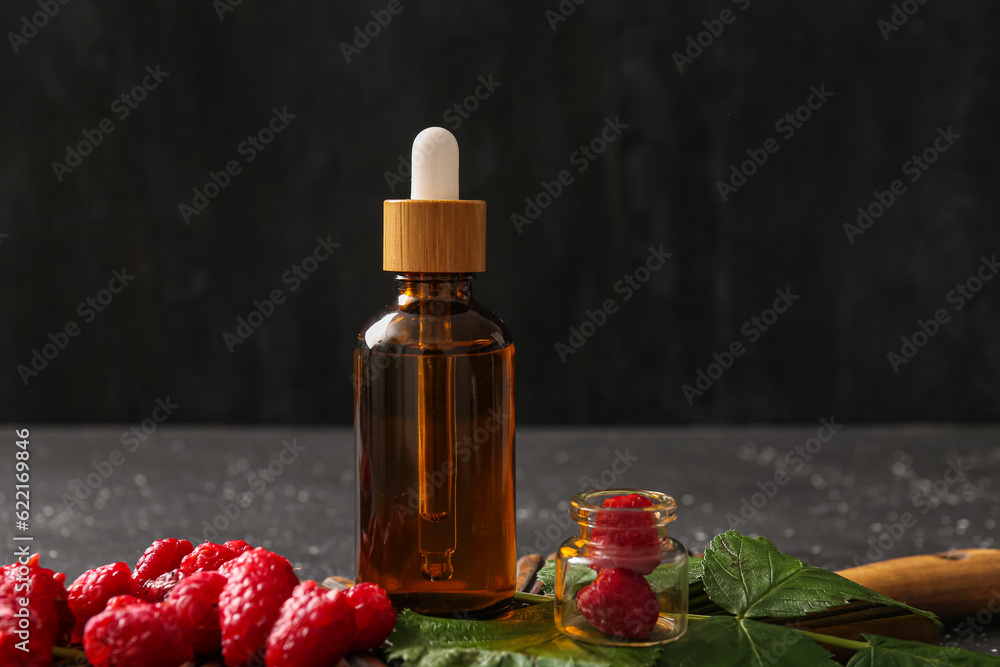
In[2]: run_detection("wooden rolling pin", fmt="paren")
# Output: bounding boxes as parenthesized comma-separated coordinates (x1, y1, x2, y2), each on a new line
(837, 548, 1000, 625)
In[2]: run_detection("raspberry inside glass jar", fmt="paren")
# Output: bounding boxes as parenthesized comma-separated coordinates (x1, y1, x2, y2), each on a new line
(555, 489, 688, 647)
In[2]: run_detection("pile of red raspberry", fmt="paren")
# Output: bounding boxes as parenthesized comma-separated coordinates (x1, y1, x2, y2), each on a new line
(0, 554, 73, 667)
(576, 493, 662, 639)
(0, 538, 396, 667)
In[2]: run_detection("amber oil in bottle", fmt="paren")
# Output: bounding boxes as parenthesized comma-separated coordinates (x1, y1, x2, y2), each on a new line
(354, 128, 515, 615)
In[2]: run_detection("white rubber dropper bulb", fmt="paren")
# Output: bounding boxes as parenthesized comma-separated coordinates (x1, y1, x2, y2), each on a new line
(411, 127, 459, 200)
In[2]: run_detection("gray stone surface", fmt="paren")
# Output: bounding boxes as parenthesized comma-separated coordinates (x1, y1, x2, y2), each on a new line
(2, 424, 998, 655)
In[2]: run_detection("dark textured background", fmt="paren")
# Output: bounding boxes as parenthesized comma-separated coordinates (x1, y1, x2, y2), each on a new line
(2, 1, 998, 424)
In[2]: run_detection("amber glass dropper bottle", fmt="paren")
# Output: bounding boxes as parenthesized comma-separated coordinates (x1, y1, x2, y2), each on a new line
(355, 127, 515, 615)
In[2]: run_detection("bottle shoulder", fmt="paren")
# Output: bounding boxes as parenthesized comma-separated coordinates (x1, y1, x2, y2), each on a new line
(357, 298, 513, 355)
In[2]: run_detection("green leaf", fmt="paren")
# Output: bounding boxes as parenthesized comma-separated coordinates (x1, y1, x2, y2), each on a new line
(387, 602, 662, 667)
(702, 531, 940, 623)
(536, 560, 693, 596)
(535, 560, 556, 595)
(564, 562, 598, 595)
(845, 634, 1000, 666)
(389, 602, 557, 652)
(534, 560, 596, 596)
(688, 556, 704, 585)
(657, 617, 836, 667)
(397, 532, 991, 667)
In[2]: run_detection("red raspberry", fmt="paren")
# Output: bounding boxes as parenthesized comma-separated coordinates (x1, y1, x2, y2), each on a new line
(0, 580, 54, 667)
(180, 542, 237, 575)
(83, 603, 192, 667)
(0, 610, 50, 667)
(105, 595, 144, 611)
(590, 493, 660, 574)
(577, 568, 659, 639)
(67, 562, 132, 642)
(265, 580, 356, 667)
(223, 539, 253, 555)
(132, 569, 185, 602)
(344, 582, 396, 651)
(603, 493, 653, 509)
(132, 539, 193, 590)
(0, 554, 72, 646)
(165, 571, 226, 655)
(218, 548, 298, 666)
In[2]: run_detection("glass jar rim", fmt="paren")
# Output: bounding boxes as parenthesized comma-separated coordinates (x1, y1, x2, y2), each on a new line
(569, 488, 678, 526)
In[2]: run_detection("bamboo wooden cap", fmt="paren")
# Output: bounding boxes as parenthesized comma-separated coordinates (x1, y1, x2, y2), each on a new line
(384, 127, 485, 272)
(383, 199, 486, 273)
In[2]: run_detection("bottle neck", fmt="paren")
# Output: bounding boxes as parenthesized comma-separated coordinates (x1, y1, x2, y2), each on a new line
(395, 273, 475, 303)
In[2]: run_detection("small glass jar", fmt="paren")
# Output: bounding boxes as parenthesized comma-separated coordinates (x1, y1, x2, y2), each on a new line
(555, 489, 688, 647)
